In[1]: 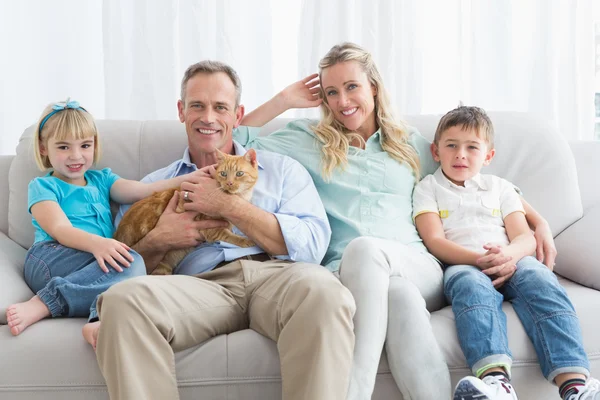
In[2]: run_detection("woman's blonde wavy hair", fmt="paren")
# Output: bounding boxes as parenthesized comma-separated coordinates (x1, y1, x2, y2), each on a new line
(314, 42, 420, 180)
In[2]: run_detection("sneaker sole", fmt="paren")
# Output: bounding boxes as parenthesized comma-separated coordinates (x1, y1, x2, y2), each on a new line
(453, 379, 491, 400)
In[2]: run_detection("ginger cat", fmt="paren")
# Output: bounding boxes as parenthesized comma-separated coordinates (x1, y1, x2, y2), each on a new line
(114, 149, 259, 275)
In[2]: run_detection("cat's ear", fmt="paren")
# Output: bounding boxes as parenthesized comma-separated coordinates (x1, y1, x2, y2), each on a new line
(215, 148, 227, 162)
(245, 148, 258, 168)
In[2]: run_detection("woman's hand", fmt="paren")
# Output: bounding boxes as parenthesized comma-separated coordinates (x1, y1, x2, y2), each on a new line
(533, 221, 557, 271)
(89, 237, 134, 273)
(279, 73, 323, 110)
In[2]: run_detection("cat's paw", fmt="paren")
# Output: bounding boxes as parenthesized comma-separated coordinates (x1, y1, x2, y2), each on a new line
(238, 238, 256, 248)
(151, 264, 174, 275)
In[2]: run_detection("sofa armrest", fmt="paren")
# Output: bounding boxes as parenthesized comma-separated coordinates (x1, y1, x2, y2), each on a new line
(0, 231, 31, 324)
(554, 204, 600, 291)
(569, 141, 600, 212)
(0, 155, 14, 235)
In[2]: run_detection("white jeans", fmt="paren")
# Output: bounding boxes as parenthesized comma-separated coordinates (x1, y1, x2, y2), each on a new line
(339, 237, 451, 400)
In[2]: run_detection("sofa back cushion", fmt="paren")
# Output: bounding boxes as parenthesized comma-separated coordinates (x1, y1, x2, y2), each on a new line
(8, 113, 582, 249)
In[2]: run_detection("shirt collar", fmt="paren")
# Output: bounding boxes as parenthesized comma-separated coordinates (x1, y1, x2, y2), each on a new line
(368, 129, 383, 146)
(433, 167, 488, 190)
(177, 140, 264, 174)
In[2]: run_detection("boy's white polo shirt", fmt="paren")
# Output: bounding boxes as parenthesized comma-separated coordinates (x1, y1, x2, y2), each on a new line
(412, 167, 525, 253)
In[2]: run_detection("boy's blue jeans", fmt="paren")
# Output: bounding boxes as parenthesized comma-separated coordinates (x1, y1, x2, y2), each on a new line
(444, 256, 590, 383)
(24, 241, 146, 321)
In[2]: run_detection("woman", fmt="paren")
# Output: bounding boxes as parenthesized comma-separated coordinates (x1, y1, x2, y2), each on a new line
(235, 42, 557, 399)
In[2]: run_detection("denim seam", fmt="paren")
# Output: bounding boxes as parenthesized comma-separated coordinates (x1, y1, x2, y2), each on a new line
(26, 252, 52, 282)
(532, 310, 577, 323)
(453, 304, 495, 320)
(37, 285, 66, 317)
(506, 279, 582, 377)
(507, 279, 552, 373)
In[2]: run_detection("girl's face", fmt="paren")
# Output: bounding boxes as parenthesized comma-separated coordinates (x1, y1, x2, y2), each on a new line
(321, 61, 378, 137)
(40, 136, 95, 185)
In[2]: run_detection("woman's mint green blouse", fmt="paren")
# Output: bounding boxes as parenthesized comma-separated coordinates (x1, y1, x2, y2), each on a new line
(234, 119, 439, 272)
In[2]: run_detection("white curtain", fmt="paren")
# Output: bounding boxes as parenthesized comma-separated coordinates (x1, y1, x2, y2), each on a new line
(0, 1, 105, 155)
(102, 0, 273, 120)
(298, 0, 596, 140)
(0, 1, 596, 155)
(0, 0, 273, 155)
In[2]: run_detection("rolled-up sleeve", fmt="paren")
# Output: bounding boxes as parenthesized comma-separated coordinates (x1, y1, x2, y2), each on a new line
(273, 156, 331, 264)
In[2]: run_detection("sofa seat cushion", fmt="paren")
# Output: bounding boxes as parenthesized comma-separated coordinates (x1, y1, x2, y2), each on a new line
(0, 321, 283, 400)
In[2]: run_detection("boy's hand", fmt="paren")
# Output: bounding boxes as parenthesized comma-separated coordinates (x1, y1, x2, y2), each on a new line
(279, 73, 323, 110)
(90, 237, 134, 273)
(476, 244, 516, 288)
(475, 244, 512, 270)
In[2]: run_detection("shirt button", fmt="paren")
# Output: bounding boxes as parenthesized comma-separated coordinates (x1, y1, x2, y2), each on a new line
(363, 170, 368, 175)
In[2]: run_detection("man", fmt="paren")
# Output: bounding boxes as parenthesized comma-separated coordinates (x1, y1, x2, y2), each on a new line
(90, 61, 356, 400)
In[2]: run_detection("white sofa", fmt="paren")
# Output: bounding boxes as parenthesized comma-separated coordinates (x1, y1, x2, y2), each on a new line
(0, 113, 599, 400)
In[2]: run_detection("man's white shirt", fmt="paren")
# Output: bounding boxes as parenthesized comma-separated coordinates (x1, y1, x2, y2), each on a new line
(412, 167, 525, 253)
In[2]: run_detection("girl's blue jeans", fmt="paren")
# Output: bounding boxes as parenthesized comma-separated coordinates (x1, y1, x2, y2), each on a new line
(24, 241, 146, 321)
(444, 256, 590, 383)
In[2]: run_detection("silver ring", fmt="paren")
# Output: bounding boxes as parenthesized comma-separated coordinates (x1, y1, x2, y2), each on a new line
(183, 191, 189, 201)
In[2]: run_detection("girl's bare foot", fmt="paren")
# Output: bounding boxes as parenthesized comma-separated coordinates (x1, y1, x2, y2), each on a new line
(6, 296, 51, 336)
(82, 321, 101, 350)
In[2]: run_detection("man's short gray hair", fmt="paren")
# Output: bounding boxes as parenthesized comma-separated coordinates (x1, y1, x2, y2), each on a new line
(180, 60, 242, 107)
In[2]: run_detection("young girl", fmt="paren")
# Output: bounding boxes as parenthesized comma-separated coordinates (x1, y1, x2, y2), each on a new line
(5, 99, 209, 338)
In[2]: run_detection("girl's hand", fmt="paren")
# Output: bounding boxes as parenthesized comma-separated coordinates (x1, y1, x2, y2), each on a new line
(190, 164, 217, 180)
(279, 73, 323, 110)
(90, 237, 135, 273)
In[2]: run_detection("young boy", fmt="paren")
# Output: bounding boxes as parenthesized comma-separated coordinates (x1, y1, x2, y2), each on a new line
(413, 106, 599, 400)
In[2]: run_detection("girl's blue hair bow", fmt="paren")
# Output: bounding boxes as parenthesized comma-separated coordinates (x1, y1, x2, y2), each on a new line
(39, 97, 87, 133)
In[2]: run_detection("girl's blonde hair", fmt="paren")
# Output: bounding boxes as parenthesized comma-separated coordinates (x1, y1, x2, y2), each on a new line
(33, 101, 100, 171)
(314, 42, 420, 180)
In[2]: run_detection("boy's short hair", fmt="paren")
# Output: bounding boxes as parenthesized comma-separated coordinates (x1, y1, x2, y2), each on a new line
(434, 105, 494, 148)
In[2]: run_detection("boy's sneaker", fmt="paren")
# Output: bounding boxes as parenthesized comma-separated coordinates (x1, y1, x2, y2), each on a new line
(566, 378, 600, 400)
(453, 375, 518, 400)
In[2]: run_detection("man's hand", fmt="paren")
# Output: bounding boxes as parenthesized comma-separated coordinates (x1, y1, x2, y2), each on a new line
(533, 221, 557, 270)
(152, 191, 228, 250)
(475, 244, 516, 288)
(180, 178, 230, 218)
(279, 73, 323, 110)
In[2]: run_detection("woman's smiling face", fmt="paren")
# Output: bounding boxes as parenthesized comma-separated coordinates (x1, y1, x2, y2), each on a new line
(321, 61, 377, 137)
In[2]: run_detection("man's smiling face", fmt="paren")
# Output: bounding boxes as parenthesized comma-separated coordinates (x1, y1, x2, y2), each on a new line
(178, 72, 244, 159)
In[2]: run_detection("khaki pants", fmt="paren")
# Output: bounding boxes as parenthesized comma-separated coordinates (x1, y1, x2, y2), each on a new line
(95, 260, 356, 400)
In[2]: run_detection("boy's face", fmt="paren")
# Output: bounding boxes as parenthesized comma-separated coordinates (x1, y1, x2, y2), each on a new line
(431, 126, 495, 186)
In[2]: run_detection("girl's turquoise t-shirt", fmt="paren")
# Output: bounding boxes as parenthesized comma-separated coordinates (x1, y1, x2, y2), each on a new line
(28, 168, 120, 244)
(234, 119, 439, 272)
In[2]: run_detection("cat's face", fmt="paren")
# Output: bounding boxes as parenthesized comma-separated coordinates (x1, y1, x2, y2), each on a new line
(214, 149, 258, 194)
